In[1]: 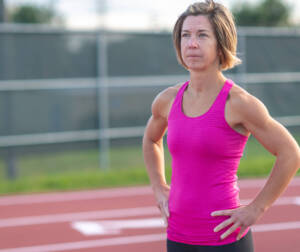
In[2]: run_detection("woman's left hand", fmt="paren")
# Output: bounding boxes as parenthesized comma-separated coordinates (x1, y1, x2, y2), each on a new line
(211, 204, 264, 241)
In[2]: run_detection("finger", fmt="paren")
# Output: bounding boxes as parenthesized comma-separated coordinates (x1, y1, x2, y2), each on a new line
(163, 201, 170, 218)
(162, 215, 168, 226)
(161, 212, 168, 227)
(236, 227, 247, 241)
(214, 218, 234, 233)
(158, 202, 169, 226)
(211, 209, 234, 217)
(158, 206, 167, 225)
(220, 222, 240, 240)
(158, 202, 168, 218)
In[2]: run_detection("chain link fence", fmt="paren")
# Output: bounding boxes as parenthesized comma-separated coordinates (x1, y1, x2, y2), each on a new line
(0, 24, 300, 179)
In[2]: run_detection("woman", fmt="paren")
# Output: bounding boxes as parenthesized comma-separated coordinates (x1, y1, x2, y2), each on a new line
(142, 1, 300, 251)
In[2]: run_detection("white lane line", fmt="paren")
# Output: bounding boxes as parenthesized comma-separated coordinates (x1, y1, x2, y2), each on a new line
(240, 196, 300, 206)
(0, 233, 166, 252)
(0, 196, 299, 228)
(295, 197, 300, 205)
(0, 207, 159, 228)
(238, 177, 300, 188)
(70, 218, 300, 237)
(253, 221, 300, 232)
(0, 177, 299, 206)
(1, 221, 300, 252)
(71, 218, 165, 235)
(0, 186, 152, 206)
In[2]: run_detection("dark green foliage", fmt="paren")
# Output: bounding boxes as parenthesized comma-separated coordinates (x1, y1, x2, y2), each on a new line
(9, 4, 55, 24)
(232, 0, 292, 27)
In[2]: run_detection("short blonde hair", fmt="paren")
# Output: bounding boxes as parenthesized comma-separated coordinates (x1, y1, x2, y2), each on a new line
(173, 0, 241, 71)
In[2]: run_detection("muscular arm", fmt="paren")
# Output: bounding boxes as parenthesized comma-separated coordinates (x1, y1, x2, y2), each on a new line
(142, 87, 177, 225)
(236, 93, 300, 213)
(212, 89, 300, 240)
(143, 109, 168, 191)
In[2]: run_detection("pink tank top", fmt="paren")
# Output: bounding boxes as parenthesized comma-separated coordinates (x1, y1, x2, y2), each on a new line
(166, 79, 249, 245)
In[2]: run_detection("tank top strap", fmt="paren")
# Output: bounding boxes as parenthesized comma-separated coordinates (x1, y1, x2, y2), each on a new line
(176, 81, 190, 104)
(168, 81, 189, 120)
(212, 79, 234, 112)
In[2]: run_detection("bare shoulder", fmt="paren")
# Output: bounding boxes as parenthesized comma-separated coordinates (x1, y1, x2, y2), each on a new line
(228, 83, 271, 127)
(151, 83, 183, 119)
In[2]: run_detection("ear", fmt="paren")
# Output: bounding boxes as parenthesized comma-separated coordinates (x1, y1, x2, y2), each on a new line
(217, 48, 223, 65)
(218, 48, 222, 57)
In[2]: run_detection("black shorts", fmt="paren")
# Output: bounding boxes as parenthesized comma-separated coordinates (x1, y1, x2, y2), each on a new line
(167, 229, 254, 252)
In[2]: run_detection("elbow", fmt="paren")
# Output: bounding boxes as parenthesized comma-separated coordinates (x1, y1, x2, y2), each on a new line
(278, 145, 300, 173)
(142, 133, 151, 151)
(142, 127, 151, 146)
(292, 142, 300, 170)
(142, 133, 159, 151)
(296, 149, 300, 171)
(143, 136, 163, 150)
(289, 146, 300, 173)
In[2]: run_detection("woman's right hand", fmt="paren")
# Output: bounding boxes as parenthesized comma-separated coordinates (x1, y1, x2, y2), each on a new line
(153, 184, 170, 227)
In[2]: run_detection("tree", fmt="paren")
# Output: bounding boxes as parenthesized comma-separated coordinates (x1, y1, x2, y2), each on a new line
(8, 4, 56, 24)
(232, 0, 292, 27)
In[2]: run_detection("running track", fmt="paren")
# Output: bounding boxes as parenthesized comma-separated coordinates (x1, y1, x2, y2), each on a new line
(0, 177, 300, 252)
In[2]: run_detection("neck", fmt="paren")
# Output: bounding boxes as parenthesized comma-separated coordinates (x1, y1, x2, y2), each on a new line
(188, 69, 226, 95)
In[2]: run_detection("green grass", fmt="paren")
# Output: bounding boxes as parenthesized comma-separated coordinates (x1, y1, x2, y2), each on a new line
(0, 169, 150, 195)
(0, 136, 299, 195)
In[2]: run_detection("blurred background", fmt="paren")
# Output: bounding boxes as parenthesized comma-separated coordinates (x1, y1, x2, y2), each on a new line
(0, 0, 299, 194)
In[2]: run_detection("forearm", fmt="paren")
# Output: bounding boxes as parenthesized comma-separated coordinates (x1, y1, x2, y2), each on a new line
(250, 152, 300, 213)
(143, 137, 168, 191)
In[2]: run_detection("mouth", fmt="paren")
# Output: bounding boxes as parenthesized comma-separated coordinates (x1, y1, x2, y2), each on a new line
(186, 55, 202, 58)
(186, 56, 202, 60)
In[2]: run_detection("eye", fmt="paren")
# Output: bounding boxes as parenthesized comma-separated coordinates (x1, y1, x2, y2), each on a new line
(181, 33, 190, 38)
(198, 33, 207, 37)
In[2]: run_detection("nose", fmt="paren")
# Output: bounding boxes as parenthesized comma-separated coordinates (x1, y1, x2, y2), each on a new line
(188, 36, 199, 48)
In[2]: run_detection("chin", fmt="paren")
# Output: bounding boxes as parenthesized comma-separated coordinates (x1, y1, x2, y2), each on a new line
(186, 61, 219, 72)
(187, 65, 207, 72)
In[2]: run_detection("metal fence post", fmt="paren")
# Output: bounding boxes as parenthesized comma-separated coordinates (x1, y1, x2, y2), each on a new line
(5, 91, 17, 179)
(0, 0, 5, 23)
(5, 148, 17, 179)
(96, 30, 110, 170)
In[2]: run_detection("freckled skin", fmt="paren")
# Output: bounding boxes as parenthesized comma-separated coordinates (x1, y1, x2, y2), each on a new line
(180, 15, 220, 72)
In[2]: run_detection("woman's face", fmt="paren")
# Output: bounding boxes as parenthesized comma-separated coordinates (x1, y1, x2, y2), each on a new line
(180, 15, 220, 72)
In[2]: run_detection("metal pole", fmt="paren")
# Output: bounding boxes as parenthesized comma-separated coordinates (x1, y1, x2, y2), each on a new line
(96, 0, 110, 170)
(5, 148, 17, 179)
(96, 30, 110, 170)
(5, 91, 17, 179)
(0, 0, 5, 23)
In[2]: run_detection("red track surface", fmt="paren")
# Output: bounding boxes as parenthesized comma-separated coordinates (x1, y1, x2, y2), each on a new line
(0, 177, 299, 252)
